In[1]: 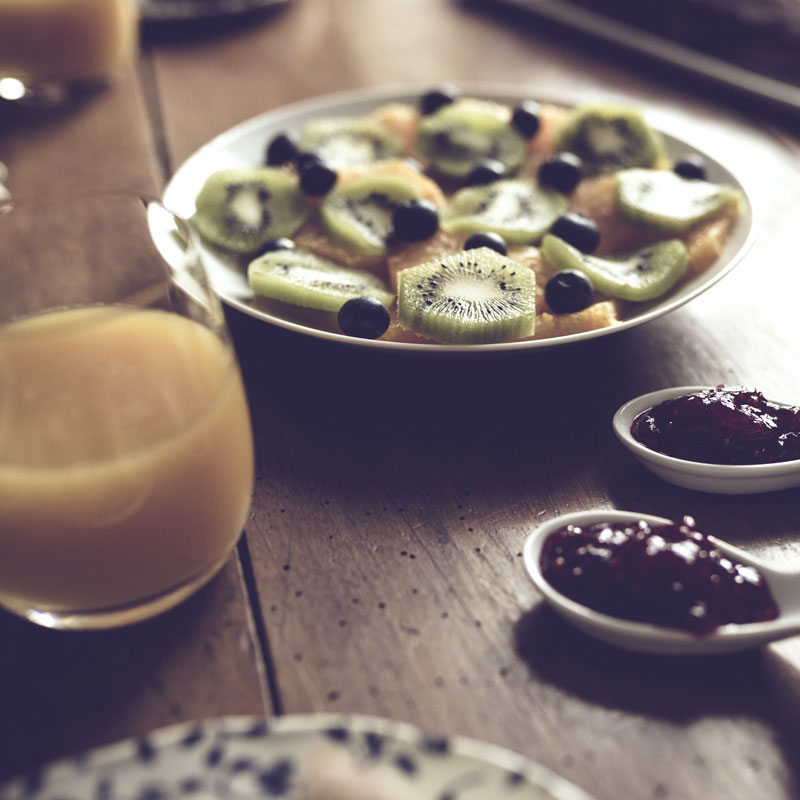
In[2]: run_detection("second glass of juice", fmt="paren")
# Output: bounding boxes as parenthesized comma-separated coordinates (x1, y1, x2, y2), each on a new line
(0, 194, 255, 629)
(0, 0, 138, 104)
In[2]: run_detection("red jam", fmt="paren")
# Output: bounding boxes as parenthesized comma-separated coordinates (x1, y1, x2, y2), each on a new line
(539, 516, 779, 636)
(631, 386, 800, 465)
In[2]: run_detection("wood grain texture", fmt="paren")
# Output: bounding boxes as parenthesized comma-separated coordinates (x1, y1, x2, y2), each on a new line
(0, 556, 270, 782)
(155, 2, 800, 797)
(2, 0, 800, 797)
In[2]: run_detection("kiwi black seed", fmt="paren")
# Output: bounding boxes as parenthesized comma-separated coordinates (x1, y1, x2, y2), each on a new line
(248, 249, 395, 313)
(298, 118, 403, 168)
(441, 179, 568, 245)
(556, 105, 664, 176)
(396, 247, 537, 344)
(417, 100, 527, 179)
(320, 173, 423, 256)
(541, 234, 688, 302)
(194, 167, 309, 254)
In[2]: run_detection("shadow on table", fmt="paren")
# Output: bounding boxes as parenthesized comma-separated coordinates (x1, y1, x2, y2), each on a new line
(0, 565, 235, 785)
(512, 603, 800, 790)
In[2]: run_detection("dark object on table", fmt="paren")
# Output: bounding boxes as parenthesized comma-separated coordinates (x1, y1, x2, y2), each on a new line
(138, 0, 289, 22)
(460, 0, 800, 119)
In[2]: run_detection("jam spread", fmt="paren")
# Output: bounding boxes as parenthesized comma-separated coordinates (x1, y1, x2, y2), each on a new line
(631, 386, 800, 465)
(539, 517, 779, 636)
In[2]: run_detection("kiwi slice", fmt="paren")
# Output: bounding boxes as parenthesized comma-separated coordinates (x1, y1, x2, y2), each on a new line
(615, 168, 739, 234)
(299, 117, 404, 168)
(556, 105, 664, 176)
(397, 247, 537, 344)
(440, 179, 568, 245)
(248, 249, 394, 312)
(320, 173, 421, 256)
(541, 234, 688, 302)
(194, 167, 309, 254)
(417, 99, 527, 179)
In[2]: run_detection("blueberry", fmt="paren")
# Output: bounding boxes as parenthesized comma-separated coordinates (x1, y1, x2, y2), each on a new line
(254, 237, 295, 256)
(295, 151, 323, 172)
(265, 132, 298, 166)
(420, 85, 460, 115)
(545, 270, 594, 313)
(511, 100, 541, 139)
(392, 199, 439, 242)
(299, 161, 337, 196)
(673, 154, 707, 180)
(337, 297, 391, 339)
(463, 232, 507, 255)
(538, 153, 583, 193)
(465, 159, 505, 186)
(549, 213, 600, 254)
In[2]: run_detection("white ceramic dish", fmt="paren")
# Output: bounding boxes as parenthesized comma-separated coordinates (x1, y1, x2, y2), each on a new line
(162, 82, 757, 355)
(613, 385, 800, 494)
(523, 510, 800, 655)
(0, 713, 596, 800)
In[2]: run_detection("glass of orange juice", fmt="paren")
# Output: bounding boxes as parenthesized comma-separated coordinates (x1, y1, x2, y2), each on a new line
(0, 194, 255, 629)
(0, 0, 138, 106)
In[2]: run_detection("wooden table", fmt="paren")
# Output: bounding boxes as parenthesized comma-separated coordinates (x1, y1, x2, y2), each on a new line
(2, 1, 800, 797)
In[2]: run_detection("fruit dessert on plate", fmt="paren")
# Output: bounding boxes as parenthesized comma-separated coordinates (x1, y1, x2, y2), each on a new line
(191, 86, 743, 345)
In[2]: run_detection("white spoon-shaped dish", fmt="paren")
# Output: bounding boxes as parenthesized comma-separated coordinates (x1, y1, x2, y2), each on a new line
(523, 510, 800, 655)
(613, 386, 800, 494)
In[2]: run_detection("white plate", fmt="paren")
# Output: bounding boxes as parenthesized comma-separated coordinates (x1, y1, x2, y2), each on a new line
(162, 82, 758, 355)
(613, 386, 800, 494)
(0, 713, 596, 800)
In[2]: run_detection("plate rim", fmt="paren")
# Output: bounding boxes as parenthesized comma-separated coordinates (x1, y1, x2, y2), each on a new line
(162, 81, 759, 357)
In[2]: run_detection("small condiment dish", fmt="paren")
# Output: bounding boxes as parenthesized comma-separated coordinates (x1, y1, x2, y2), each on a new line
(613, 386, 800, 494)
(523, 510, 800, 655)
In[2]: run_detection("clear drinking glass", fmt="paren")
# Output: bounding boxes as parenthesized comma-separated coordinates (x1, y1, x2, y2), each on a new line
(0, 0, 138, 106)
(0, 194, 254, 629)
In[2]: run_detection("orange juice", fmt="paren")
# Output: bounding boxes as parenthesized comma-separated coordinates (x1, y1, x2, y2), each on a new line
(0, 0, 137, 84)
(0, 306, 254, 616)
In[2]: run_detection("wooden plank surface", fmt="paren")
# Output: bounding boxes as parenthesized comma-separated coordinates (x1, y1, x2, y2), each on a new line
(150, 2, 800, 798)
(0, 62, 270, 783)
(1, 0, 800, 797)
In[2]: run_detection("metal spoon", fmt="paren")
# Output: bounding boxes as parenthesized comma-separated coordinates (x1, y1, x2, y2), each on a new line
(523, 510, 800, 655)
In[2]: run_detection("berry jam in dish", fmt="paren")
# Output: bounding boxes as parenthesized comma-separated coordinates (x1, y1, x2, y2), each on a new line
(631, 386, 800, 465)
(539, 516, 779, 636)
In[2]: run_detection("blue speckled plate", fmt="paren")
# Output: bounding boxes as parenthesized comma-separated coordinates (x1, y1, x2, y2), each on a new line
(0, 714, 596, 800)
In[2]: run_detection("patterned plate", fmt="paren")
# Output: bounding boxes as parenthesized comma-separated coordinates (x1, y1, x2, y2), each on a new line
(0, 714, 596, 800)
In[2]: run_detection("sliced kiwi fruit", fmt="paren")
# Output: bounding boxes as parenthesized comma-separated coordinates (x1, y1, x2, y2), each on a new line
(320, 173, 422, 256)
(299, 117, 404, 168)
(556, 105, 664, 176)
(248, 249, 394, 312)
(615, 168, 739, 234)
(541, 234, 688, 302)
(194, 167, 309, 254)
(417, 99, 527, 179)
(440, 179, 568, 245)
(397, 247, 537, 344)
